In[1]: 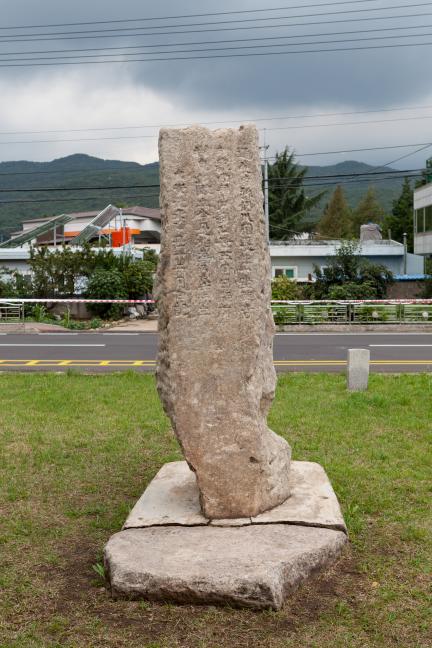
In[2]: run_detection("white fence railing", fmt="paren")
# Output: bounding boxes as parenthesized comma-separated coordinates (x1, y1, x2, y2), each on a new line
(1, 298, 432, 325)
(0, 301, 24, 325)
(271, 300, 432, 325)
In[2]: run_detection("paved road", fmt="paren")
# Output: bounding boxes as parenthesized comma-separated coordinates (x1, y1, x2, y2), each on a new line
(1, 331, 432, 372)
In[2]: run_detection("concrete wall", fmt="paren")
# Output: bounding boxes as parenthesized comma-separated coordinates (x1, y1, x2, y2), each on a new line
(414, 232, 432, 255)
(387, 281, 425, 299)
(414, 183, 432, 254)
(0, 258, 31, 273)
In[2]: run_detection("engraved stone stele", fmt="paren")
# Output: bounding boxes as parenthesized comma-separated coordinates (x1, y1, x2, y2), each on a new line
(155, 124, 291, 519)
(104, 124, 348, 610)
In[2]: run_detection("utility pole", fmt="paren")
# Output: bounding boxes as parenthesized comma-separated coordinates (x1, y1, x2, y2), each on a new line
(403, 232, 408, 275)
(120, 208, 126, 254)
(261, 129, 270, 244)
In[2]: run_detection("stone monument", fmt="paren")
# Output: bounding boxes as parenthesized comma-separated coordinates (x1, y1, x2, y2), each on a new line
(156, 124, 291, 519)
(104, 125, 347, 609)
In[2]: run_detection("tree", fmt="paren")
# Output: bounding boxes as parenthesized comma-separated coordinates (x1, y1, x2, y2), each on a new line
(268, 148, 324, 239)
(351, 187, 386, 237)
(27, 245, 156, 300)
(0, 268, 15, 298)
(382, 178, 413, 251)
(317, 186, 352, 238)
(313, 241, 393, 299)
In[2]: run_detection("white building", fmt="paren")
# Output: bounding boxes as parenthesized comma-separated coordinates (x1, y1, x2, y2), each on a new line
(18, 205, 161, 246)
(270, 239, 424, 281)
(414, 182, 432, 256)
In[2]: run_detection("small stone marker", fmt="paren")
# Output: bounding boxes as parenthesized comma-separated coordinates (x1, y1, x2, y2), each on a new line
(347, 348, 370, 391)
(155, 124, 291, 519)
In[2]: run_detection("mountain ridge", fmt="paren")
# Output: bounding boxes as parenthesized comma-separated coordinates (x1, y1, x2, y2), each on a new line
(0, 154, 405, 240)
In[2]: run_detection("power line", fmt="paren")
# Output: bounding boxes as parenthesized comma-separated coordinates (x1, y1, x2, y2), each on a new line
(1, 2, 427, 41)
(1, 21, 429, 60)
(0, 9, 429, 45)
(0, 164, 425, 180)
(268, 141, 432, 157)
(270, 168, 426, 180)
(2, 110, 432, 145)
(0, 167, 427, 191)
(269, 172, 425, 188)
(0, 1, 393, 30)
(2, 28, 431, 64)
(1, 100, 432, 137)
(0, 193, 160, 205)
(0, 168, 426, 194)
(0, 39, 431, 67)
(258, 113, 432, 131)
(0, 164, 148, 176)
(0, 183, 160, 193)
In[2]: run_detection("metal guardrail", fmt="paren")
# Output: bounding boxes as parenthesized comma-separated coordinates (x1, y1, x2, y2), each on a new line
(0, 301, 24, 325)
(1, 298, 432, 325)
(271, 300, 432, 325)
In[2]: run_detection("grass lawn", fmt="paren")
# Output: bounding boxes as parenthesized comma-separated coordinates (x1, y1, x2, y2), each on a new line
(0, 372, 431, 648)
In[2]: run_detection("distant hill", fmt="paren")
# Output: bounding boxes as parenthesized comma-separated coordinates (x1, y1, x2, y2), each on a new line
(303, 160, 404, 223)
(0, 154, 405, 241)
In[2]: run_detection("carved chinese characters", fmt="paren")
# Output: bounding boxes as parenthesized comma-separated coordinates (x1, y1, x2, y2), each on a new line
(155, 125, 291, 519)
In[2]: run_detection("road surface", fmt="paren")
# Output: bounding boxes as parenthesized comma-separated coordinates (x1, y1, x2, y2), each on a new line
(1, 331, 432, 372)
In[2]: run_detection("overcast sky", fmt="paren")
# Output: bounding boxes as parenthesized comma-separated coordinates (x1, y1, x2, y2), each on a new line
(0, 0, 431, 168)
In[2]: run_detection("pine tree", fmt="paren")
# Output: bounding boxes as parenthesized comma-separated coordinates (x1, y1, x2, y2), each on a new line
(351, 187, 386, 237)
(268, 148, 324, 240)
(382, 177, 414, 251)
(316, 185, 352, 238)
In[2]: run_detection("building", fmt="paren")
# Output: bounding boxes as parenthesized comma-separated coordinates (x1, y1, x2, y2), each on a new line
(270, 239, 424, 281)
(414, 182, 432, 256)
(18, 205, 161, 246)
(0, 246, 143, 276)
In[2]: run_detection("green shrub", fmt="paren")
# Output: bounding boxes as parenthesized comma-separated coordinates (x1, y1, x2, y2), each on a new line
(271, 275, 302, 300)
(90, 318, 103, 329)
(273, 308, 287, 325)
(328, 281, 376, 300)
(85, 269, 128, 320)
(123, 260, 153, 299)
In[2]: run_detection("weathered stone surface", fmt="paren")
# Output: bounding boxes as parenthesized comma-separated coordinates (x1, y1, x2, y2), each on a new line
(347, 348, 370, 391)
(105, 525, 347, 610)
(123, 460, 346, 533)
(124, 461, 207, 528)
(252, 461, 347, 533)
(155, 125, 291, 519)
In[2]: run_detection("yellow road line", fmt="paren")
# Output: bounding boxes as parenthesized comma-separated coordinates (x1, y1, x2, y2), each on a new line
(0, 359, 432, 368)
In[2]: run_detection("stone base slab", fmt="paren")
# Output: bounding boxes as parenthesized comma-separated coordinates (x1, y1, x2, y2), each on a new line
(105, 460, 347, 609)
(105, 525, 347, 610)
(123, 460, 347, 533)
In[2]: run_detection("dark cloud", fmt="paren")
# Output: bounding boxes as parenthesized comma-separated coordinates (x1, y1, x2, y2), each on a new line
(1, 0, 431, 111)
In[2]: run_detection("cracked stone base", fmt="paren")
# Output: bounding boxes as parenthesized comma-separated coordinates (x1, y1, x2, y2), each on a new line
(123, 460, 347, 533)
(104, 461, 348, 609)
(105, 525, 347, 610)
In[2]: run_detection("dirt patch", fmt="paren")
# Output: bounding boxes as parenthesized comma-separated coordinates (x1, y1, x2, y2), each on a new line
(41, 535, 367, 648)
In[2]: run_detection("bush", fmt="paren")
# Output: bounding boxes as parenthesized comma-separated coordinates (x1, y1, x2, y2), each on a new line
(273, 308, 287, 325)
(328, 281, 377, 300)
(271, 275, 302, 300)
(85, 269, 128, 320)
(123, 260, 153, 299)
(312, 241, 393, 300)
